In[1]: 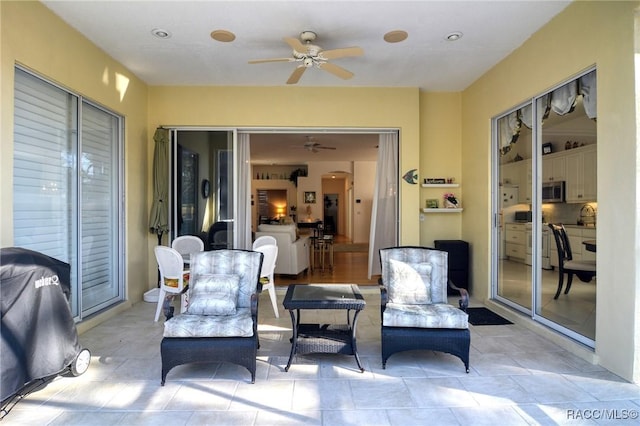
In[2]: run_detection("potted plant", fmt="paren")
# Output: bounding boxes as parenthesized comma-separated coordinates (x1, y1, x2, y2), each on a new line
(289, 168, 306, 187)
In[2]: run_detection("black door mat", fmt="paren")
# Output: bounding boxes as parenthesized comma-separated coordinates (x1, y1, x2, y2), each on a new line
(466, 307, 513, 326)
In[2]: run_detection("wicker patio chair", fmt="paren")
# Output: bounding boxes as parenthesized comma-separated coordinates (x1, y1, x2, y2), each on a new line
(160, 249, 263, 384)
(379, 246, 470, 372)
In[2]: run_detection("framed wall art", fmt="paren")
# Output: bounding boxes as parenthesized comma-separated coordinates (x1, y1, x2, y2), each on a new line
(304, 191, 316, 203)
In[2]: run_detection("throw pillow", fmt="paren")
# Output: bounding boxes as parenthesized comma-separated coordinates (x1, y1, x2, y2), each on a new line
(188, 274, 239, 315)
(386, 259, 432, 305)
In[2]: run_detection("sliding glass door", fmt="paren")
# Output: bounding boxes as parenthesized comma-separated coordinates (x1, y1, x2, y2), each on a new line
(13, 67, 124, 318)
(493, 69, 597, 346)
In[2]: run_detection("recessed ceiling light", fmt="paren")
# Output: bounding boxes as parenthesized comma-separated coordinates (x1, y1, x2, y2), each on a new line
(384, 30, 408, 43)
(151, 28, 171, 39)
(211, 30, 236, 42)
(446, 31, 463, 41)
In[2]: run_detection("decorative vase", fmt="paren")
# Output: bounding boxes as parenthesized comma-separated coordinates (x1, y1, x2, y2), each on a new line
(444, 199, 458, 208)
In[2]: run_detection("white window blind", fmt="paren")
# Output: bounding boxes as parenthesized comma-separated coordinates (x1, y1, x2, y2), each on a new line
(80, 102, 121, 311)
(13, 68, 78, 262)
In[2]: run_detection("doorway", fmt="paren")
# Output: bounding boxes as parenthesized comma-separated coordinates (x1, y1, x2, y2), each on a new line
(323, 193, 338, 235)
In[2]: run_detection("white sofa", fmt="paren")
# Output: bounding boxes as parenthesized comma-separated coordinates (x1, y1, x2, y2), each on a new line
(254, 224, 310, 276)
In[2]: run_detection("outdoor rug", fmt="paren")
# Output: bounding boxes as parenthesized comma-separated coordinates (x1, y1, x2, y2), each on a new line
(466, 307, 513, 326)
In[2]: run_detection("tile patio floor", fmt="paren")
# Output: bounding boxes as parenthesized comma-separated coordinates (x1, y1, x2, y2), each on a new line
(4, 287, 640, 425)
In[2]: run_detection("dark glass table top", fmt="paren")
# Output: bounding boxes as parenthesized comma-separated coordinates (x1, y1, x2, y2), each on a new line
(283, 284, 365, 310)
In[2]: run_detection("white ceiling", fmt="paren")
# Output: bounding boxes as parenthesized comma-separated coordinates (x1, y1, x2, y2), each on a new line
(42, 0, 572, 164)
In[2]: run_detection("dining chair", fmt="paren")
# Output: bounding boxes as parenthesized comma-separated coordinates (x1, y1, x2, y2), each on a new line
(253, 244, 279, 318)
(171, 235, 204, 265)
(154, 246, 189, 322)
(548, 223, 596, 299)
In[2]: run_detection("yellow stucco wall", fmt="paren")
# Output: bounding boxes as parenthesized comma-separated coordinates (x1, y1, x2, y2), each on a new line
(0, 1, 150, 325)
(419, 92, 463, 246)
(461, 1, 640, 382)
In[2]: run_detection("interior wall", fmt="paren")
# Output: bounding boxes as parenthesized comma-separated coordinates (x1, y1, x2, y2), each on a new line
(353, 161, 376, 243)
(0, 2, 149, 324)
(461, 1, 639, 382)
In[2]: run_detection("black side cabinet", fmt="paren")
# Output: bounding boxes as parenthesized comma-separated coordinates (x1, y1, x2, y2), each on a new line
(434, 240, 469, 295)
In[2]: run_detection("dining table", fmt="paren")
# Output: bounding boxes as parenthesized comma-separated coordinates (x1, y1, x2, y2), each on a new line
(582, 239, 596, 253)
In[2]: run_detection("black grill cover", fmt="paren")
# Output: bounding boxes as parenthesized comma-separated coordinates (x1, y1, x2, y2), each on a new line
(1, 247, 81, 402)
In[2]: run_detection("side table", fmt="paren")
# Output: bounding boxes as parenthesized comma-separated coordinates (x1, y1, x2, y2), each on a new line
(282, 284, 366, 372)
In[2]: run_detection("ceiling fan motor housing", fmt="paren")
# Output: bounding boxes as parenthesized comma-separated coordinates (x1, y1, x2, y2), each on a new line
(300, 31, 317, 42)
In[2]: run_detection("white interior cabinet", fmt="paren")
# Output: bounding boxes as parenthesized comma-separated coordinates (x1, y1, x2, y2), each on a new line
(542, 154, 566, 182)
(505, 223, 526, 261)
(518, 160, 532, 203)
(565, 145, 597, 203)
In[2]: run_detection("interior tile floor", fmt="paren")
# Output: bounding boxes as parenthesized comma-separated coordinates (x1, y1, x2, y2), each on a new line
(5, 287, 639, 426)
(498, 259, 596, 340)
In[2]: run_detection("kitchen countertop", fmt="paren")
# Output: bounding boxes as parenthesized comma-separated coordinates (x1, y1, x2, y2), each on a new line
(506, 222, 596, 230)
(563, 224, 596, 229)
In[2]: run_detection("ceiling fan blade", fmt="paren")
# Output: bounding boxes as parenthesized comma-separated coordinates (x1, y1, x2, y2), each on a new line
(287, 66, 306, 84)
(283, 37, 307, 53)
(316, 146, 337, 150)
(317, 62, 354, 80)
(248, 58, 295, 64)
(319, 46, 364, 60)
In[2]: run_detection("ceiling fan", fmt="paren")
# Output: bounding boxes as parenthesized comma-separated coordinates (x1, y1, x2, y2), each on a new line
(248, 31, 364, 84)
(293, 136, 337, 153)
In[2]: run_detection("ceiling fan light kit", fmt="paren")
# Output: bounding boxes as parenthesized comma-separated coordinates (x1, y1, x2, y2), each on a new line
(249, 31, 364, 84)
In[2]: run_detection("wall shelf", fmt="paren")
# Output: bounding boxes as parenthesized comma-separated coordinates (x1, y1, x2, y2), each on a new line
(421, 183, 459, 188)
(422, 208, 463, 213)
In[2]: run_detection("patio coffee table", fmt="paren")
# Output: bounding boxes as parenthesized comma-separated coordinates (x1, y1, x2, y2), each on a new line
(282, 284, 366, 372)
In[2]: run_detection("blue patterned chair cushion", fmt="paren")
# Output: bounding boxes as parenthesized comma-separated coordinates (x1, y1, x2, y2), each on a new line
(187, 274, 239, 316)
(383, 303, 468, 329)
(387, 259, 432, 304)
(163, 308, 254, 337)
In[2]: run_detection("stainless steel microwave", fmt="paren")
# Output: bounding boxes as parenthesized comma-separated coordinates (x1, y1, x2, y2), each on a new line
(542, 181, 565, 203)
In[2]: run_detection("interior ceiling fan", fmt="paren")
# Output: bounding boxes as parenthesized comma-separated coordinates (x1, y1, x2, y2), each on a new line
(248, 31, 364, 84)
(293, 136, 337, 153)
